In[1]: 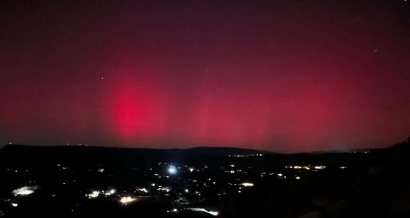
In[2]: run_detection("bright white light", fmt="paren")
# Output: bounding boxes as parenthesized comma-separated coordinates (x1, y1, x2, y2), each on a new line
(151, 183, 155, 186)
(186, 208, 219, 216)
(242, 182, 254, 187)
(277, 173, 283, 177)
(230, 170, 235, 174)
(88, 191, 100, 198)
(296, 176, 300, 180)
(16, 189, 33, 195)
(168, 166, 177, 174)
(230, 165, 235, 167)
(340, 166, 347, 169)
(158, 187, 171, 192)
(119, 196, 136, 205)
(172, 208, 178, 212)
(189, 168, 194, 172)
(12, 186, 38, 196)
(208, 211, 219, 216)
(105, 189, 116, 196)
(98, 168, 104, 172)
(11, 203, 18, 207)
(185, 189, 189, 193)
(136, 188, 148, 193)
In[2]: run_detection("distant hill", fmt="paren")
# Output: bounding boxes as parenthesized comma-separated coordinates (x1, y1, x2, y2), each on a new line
(1, 137, 409, 166)
(2, 144, 271, 155)
(0, 144, 272, 166)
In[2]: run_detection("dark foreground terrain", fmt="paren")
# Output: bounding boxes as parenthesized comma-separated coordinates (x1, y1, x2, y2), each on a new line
(1, 138, 410, 218)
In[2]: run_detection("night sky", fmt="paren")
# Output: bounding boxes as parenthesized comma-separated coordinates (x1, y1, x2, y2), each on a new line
(1, 0, 410, 152)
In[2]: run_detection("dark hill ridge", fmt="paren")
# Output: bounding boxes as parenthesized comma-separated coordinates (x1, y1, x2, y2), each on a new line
(0, 144, 273, 166)
(2, 144, 271, 155)
(1, 137, 409, 166)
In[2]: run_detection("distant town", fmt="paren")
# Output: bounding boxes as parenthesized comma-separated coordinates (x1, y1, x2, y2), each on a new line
(1, 138, 409, 217)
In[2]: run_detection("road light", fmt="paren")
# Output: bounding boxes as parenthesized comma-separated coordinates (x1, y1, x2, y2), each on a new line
(168, 166, 177, 174)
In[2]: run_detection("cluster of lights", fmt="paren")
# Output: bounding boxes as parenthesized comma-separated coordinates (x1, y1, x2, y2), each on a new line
(228, 154, 263, 158)
(87, 189, 115, 198)
(12, 186, 38, 196)
(288, 166, 302, 169)
(105, 189, 116, 196)
(286, 165, 327, 170)
(136, 187, 148, 193)
(88, 191, 100, 198)
(119, 196, 136, 205)
(157, 187, 171, 192)
(167, 208, 179, 213)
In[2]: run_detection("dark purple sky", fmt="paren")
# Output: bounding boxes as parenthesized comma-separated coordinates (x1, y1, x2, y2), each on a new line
(1, 0, 410, 152)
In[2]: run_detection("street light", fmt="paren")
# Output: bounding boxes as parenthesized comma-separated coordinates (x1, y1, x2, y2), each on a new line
(168, 166, 177, 174)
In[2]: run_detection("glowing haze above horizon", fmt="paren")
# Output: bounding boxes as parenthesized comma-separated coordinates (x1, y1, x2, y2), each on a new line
(1, 0, 410, 152)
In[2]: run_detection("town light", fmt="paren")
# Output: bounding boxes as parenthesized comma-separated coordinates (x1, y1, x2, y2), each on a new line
(168, 166, 177, 174)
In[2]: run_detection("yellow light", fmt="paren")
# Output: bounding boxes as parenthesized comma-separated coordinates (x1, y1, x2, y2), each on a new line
(119, 196, 136, 205)
(88, 190, 100, 198)
(242, 182, 254, 187)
